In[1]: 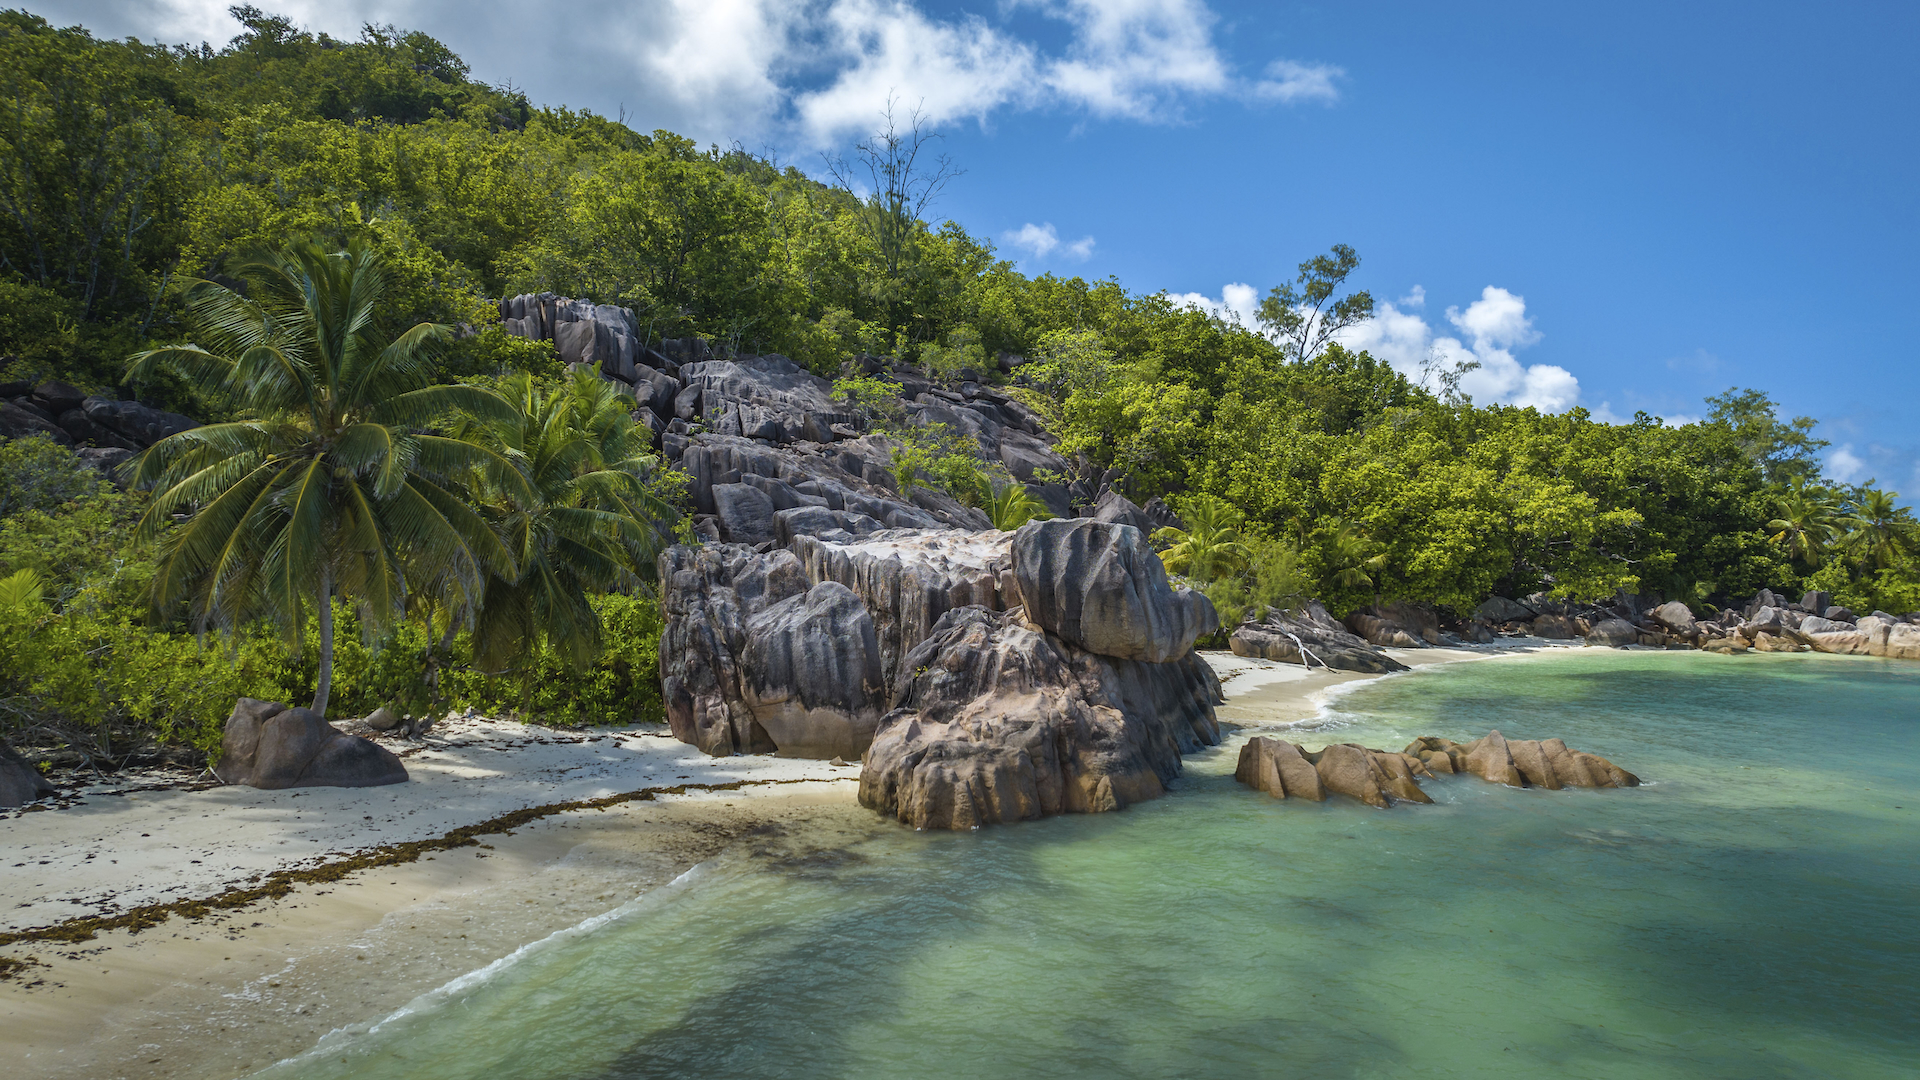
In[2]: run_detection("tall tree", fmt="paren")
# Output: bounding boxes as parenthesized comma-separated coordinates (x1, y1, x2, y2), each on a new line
(128, 240, 521, 715)
(1256, 244, 1375, 365)
(1766, 481, 1839, 567)
(1835, 489, 1919, 571)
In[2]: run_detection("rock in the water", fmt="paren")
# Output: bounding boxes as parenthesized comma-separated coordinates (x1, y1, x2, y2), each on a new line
(859, 606, 1221, 830)
(0, 737, 57, 807)
(1233, 737, 1430, 807)
(1405, 731, 1637, 789)
(214, 699, 408, 789)
(1010, 518, 1216, 663)
(1229, 601, 1409, 673)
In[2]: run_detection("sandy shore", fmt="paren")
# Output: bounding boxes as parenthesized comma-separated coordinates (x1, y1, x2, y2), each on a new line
(0, 639, 1580, 1080)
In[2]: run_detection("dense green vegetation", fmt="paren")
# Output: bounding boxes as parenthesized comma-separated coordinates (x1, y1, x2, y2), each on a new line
(2, 8, 1915, 767)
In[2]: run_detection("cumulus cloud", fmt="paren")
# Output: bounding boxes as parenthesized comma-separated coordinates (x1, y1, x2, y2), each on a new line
(1166, 282, 1260, 327)
(39, 0, 1342, 146)
(1006, 222, 1095, 261)
(1826, 444, 1869, 485)
(1252, 59, 1343, 104)
(1331, 285, 1584, 413)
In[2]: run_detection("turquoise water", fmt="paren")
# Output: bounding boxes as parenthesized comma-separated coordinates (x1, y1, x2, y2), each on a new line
(265, 651, 1919, 1079)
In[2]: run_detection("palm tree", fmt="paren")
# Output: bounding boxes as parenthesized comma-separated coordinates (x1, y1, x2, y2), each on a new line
(1325, 518, 1389, 594)
(128, 240, 523, 716)
(1835, 489, 1920, 570)
(978, 477, 1053, 531)
(1152, 495, 1253, 582)
(1767, 482, 1839, 567)
(451, 370, 677, 677)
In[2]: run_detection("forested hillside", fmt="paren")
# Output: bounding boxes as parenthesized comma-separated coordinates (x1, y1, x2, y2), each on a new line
(2, 8, 1914, 767)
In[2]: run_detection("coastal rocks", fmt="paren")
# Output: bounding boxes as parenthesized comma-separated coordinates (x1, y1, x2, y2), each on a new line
(738, 582, 888, 760)
(1405, 731, 1639, 789)
(1343, 602, 1442, 647)
(1857, 615, 1920, 660)
(859, 606, 1223, 829)
(1011, 518, 1217, 663)
(1, 737, 57, 807)
(1233, 736, 1430, 808)
(1584, 618, 1639, 647)
(1648, 601, 1698, 636)
(1229, 602, 1410, 673)
(213, 699, 408, 789)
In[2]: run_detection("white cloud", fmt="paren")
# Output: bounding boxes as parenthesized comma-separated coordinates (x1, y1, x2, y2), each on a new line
(1827, 444, 1869, 485)
(1252, 59, 1343, 104)
(1332, 284, 1584, 412)
(1167, 282, 1260, 327)
(1006, 222, 1095, 261)
(40, 1, 1342, 147)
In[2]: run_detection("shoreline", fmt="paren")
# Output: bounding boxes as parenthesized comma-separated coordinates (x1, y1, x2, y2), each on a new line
(0, 638, 1589, 1079)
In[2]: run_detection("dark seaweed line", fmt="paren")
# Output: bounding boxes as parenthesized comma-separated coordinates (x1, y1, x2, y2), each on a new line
(0, 777, 825, 951)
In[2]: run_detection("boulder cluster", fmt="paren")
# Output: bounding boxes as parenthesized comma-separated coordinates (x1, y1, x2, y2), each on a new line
(0, 378, 197, 475)
(1236, 728, 1637, 808)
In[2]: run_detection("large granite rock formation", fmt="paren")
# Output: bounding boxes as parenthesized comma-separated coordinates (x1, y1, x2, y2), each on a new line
(1229, 601, 1410, 673)
(862, 606, 1223, 829)
(660, 520, 1223, 828)
(213, 699, 409, 789)
(1, 381, 199, 472)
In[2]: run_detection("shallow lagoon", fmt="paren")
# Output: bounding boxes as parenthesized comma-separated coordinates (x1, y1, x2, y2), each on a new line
(263, 650, 1919, 1079)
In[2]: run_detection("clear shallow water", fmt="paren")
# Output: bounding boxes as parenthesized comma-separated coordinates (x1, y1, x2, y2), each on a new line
(263, 650, 1919, 1080)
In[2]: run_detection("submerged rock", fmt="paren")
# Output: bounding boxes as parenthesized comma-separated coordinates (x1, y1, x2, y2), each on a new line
(214, 699, 408, 789)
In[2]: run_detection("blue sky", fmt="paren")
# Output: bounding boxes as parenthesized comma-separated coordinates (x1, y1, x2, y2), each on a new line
(39, 0, 1920, 492)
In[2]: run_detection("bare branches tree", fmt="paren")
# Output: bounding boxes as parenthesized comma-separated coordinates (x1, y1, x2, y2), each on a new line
(824, 97, 964, 294)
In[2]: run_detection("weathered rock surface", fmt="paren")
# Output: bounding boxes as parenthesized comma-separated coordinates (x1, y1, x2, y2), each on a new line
(1229, 601, 1409, 673)
(1, 737, 58, 807)
(860, 606, 1222, 829)
(739, 581, 888, 760)
(1405, 731, 1639, 789)
(1585, 617, 1639, 647)
(1234, 736, 1430, 808)
(213, 699, 408, 789)
(1344, 602, 1443, 647)
(1011, 518, 1216, 663)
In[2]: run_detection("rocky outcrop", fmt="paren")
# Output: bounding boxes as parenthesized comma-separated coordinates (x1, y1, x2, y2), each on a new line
(661, 519, 1223, 828)
(213, 699, 408, 789)
(1405, 731, 1639, 789)
(1235, 729, 1638, 808)
(861, 606, 1223, 829)
(1012, 518, 1215, 663)
(1229, 602, 1410, 673)
(1, 737, 57, 807)
(0, 381, 196, 467)
(1234, 736, 1430, 807)
(1344, 602, 1443, 647)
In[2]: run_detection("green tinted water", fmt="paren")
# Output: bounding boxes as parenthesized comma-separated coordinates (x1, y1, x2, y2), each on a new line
(263, 650, 1919, 1079)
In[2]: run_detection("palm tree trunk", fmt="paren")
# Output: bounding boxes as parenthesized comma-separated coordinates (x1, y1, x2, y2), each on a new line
(312, 567, 335, 717)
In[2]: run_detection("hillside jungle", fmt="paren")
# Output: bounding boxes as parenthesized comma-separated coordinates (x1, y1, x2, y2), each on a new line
(1, 7, 1914, 771)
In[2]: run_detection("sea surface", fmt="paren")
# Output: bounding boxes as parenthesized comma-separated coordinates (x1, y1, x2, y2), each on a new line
(260, 650, 1919, 1080)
